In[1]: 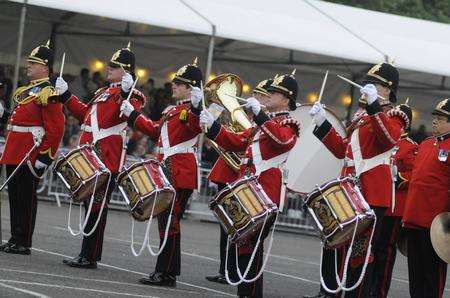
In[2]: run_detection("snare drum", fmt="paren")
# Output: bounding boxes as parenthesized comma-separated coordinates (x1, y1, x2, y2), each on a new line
(54, 145, 110, 202)
(209, 176, 278, 244)
(305, 176, 375, 248)
(117, 159, 175, 221)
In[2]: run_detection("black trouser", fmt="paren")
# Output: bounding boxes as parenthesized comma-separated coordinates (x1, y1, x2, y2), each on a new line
(154, 188, 192, 276)
(318, 246, 345, 297)
(343, 207, 386, 298)
(79, 177, 115, 262)
(370, 216, 401, 298)
(6, 164, 39, 248)
(231, 239, 264, 298)
(407, 228, 448, 298)
(214, 183, 237, 277)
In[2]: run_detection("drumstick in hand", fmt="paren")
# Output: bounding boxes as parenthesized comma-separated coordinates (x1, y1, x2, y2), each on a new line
(119, 77, 139, 118)
(316, 70, 328, 103)
(337, 75, 387, 101)
(59, 52, 66, 79)
(200, 80, 208, 133)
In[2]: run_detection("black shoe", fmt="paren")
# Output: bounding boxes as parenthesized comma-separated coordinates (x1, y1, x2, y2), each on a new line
(63, 256, 97, 269)
(3, 244, 31, 255)
(139, 272, 176, 287)
(205, 274, 229, 284)
(0, 242, 13, 252)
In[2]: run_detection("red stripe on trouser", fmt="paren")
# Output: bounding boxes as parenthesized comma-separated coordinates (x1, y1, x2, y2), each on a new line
(438, 263, 444, 298)
(380, 219, 399, 298)
(27, 177, 37, 247)
(91, 211, 107, 261)
(165, 237, 177, 272)
(251, 252, 262, 298)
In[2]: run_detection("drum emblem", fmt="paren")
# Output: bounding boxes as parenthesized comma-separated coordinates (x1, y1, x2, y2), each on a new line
(61, 163, 80, 189)
(223, 197, 248, 229)
(314, 200, 335, 233)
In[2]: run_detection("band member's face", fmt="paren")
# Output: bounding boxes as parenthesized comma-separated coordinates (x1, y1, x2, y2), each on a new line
(106, 65, 123, 83)
(267, 91, 289, 111)
(254, 93, 270, 108)
(26, 62, 49, 80)
(374, 84, 390, 100)
(171, 82, 190, 100)
(432, 115, 450, 135)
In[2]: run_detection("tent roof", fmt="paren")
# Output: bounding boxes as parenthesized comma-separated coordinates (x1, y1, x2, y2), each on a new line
(11, 0, 450, 77)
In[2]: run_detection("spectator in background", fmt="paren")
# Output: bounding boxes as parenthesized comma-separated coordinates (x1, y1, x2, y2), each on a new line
(163, 82, 172, 100)
(63, 114, 80, 145)
(0, 66, 13, 110)
(70, 68, 96, 103)
(92, 71, 106, 89)
(67, 134, 80, 149)
(149, 88, 170, 120)
(131, 136, 149, 159)
(201, 141, 219, 169)
(142, 78, 156, 100)
(411, 124, 428, 143)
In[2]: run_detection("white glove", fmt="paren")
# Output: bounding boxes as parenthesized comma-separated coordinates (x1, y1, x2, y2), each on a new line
(200, 109, 215, 129)
(0, 102, 4, 118)
(308, 102, 326, 126)
(121, 72, 134, 93)
(245, 97, 261, 115)
(190, 87, 203, 108)
(360, 84, 378, 105)
(120, 100, 135, 117)
(55, 77, 68, 94)
(35, 160, 47, 170)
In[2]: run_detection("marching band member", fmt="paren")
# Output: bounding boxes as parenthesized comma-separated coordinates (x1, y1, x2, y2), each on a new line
(205, 78, 273, 285)
(120, 59, 203, 287)
(0, 41, 65, 255)
(402, 99, 450, 298)
(308, 63, 408, 298)
(55, 43, 145, 268)
(371, 102, 417, 298)
(200, 73, 300, 298)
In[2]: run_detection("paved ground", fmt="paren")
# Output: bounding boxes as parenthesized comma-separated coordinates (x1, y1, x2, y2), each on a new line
(0, 198, 448, 298)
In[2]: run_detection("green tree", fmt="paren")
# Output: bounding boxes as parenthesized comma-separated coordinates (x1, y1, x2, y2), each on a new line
(326, 0, 450, 23)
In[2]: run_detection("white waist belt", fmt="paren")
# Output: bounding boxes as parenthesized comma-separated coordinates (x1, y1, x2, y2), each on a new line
(161, 136, 198, 160)
(7, 125, 44, 134)
(81, 123, 127, 141)
(80, 124, 92, 132)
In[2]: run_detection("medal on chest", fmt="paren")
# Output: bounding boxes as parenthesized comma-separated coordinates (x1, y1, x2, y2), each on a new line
(438, 149, 449, 162)
(95, 91, 110, 102)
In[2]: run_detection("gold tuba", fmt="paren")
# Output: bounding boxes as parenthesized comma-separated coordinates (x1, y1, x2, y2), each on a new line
(203, 74, 252, 172)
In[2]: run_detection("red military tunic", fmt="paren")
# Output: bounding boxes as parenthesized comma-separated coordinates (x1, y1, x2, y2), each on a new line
(313, 105, 407, 208)
(1, 78, 65, 165)
(62, 84, 145, 173)
(385, 135, 418, 217)
(208, 156, 240, 185)
(128, 99, 201, 190)
(207, 110, 299, 206)
(403, 133, 450, 229)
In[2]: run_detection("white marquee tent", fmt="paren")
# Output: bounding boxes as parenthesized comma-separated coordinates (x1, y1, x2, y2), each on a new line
(2, 0, 450, 127)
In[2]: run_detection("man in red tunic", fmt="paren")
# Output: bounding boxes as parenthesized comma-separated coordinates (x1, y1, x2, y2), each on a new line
(200, 72, 300, 298)
(204, 78, 273, 285)
(0, 41, 65, 255)
(306, 63, 408, 298)
(55, 43, 145, 268)
(403, 98, 450, 298)
(120, 59, 202, 287)
(370, 102, 417, 298)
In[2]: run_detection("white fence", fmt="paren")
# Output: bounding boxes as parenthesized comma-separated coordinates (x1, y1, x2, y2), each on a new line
(16, 155, 315, 232)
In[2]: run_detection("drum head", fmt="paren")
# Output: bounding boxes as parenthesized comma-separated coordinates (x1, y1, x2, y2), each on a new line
(287, 104, 346, 194)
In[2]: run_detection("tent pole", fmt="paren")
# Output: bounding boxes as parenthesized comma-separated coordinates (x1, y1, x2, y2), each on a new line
(196, 25, 215, 186)
(13, 0, 28, 92)
(205, 25, 216, 80)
